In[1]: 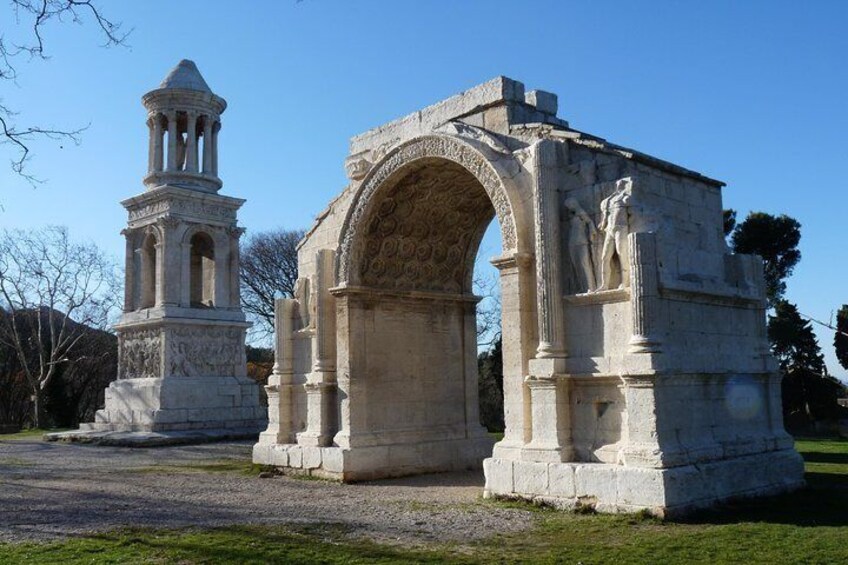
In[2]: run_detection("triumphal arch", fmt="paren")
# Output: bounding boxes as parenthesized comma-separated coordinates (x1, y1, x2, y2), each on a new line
(253, 77, 804, 514)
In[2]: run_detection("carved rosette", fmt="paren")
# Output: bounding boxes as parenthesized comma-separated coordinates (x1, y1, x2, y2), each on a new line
(338, 135, 518, 285)
(352, 160, 495, 293)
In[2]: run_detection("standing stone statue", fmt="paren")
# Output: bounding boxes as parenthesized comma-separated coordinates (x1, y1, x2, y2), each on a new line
(596, 181, 634, 290)
(564, 197, 597, 292)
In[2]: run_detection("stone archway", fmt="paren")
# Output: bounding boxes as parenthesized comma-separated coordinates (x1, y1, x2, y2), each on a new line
(325, 135, 533, 480)
(338, 135, 521, 285)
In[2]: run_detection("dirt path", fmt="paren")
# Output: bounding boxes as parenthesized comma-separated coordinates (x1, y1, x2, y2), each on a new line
(0, 439, 534, 545)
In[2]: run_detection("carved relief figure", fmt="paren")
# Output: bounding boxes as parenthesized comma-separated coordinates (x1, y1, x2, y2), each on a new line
(564, 197, 598, 292)
(119, 328, 161, 379)
(169, 341, 197, 377)
(167, 326, 242, 377)
(596, 180, 634, 290)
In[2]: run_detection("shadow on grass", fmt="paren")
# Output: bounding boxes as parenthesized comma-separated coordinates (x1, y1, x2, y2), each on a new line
(680, 468, 848, 528)
(801, 451, 848, 465)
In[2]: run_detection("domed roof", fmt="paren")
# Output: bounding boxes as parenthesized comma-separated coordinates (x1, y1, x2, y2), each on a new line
(158, 59, 212, 93)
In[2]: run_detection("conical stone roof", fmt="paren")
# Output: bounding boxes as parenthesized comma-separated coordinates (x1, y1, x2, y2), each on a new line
(158, 59, 212, 93)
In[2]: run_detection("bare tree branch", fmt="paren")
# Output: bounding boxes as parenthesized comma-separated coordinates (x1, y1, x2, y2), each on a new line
(473, 269, 501, 349)
(0, 226, 120, 426)
(239, 228, 304, 342)
(1, 0, 130, 183)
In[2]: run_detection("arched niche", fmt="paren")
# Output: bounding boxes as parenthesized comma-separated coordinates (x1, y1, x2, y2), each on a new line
(328, 134, 535, 472)
(189, 231, 216, 307)
(138, 231, 158, 309)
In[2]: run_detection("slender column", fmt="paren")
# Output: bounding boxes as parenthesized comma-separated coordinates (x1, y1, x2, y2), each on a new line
(202, 116, 214, 174)
(228, 227, 244, 310)
(180, 242, 191, 307)
(152, 115, 164, 172)
(312, 249, 336, 374)
(121, 229, 135, 312)
(297, 249, 337, 447)
(211, 121, 221, 176)
(524, 140, 571, 463)
(628, 232, 662, 353)
(258, 298, 297, 445)
(213, 230, 230, 308)
(166, 110, 178, 172)
(532, 140, 566, 358)
(146, 119, 155, 173)
(154, 238, 165, 307)
(185, 112, 198, 173)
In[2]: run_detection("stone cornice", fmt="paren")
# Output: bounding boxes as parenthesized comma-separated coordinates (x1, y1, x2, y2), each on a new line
(122, 185, 244, 227)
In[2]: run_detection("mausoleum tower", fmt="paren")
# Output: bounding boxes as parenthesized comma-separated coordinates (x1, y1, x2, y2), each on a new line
(142, 59, 225, 193)
(81, 59, 265, 435)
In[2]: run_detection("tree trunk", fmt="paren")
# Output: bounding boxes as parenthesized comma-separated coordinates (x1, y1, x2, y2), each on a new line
(31, 389, 44, 429)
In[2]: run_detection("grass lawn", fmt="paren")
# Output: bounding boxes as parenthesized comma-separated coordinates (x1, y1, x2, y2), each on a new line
(1, 436, 846, 564)
(0, 428, 69, 441)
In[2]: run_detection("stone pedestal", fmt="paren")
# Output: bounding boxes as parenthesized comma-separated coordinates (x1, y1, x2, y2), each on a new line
(82, 318, 264, 433)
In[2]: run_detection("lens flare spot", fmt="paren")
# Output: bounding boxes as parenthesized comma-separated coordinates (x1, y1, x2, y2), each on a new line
(724, 376, 763, 421)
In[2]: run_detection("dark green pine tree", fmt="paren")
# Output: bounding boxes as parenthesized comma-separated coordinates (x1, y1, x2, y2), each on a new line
(768, 300, 826, 374)
(731, 212, 801, 306)
(835, 305, 848, 371)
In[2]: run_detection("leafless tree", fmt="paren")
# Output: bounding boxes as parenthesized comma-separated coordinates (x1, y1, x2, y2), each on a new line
(474, 270, 501, 348)
(240, 228, 304, 340)
(0, 226, 119, 427)
(1, 1, 129, 183)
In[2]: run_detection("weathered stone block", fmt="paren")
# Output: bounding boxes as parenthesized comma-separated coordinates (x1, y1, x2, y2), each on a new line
(548, 463, 576, 498)
(302, 446, 322, 469)
(513, 461, 549, 495)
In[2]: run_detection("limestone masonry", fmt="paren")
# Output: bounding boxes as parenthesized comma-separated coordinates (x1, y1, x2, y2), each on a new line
(73, 60, 265, 436)
(252, 76, 804, 515)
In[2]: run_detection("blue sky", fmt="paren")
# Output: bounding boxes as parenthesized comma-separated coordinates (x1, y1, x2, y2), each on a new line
(0, 0, 845, 380)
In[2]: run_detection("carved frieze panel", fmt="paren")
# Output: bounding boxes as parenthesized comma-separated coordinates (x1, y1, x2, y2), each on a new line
(166, 326, 244, 377)
(118, 327, 162, 379)
(127, 196, 238, 224)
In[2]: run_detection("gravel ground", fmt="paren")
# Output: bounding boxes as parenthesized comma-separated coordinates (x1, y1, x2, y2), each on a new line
(0, 438, 534, 546)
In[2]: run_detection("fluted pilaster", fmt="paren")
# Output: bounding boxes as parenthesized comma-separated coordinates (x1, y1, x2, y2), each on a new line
(628, 231, 662, 354)
(533, 140, 566, 358)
